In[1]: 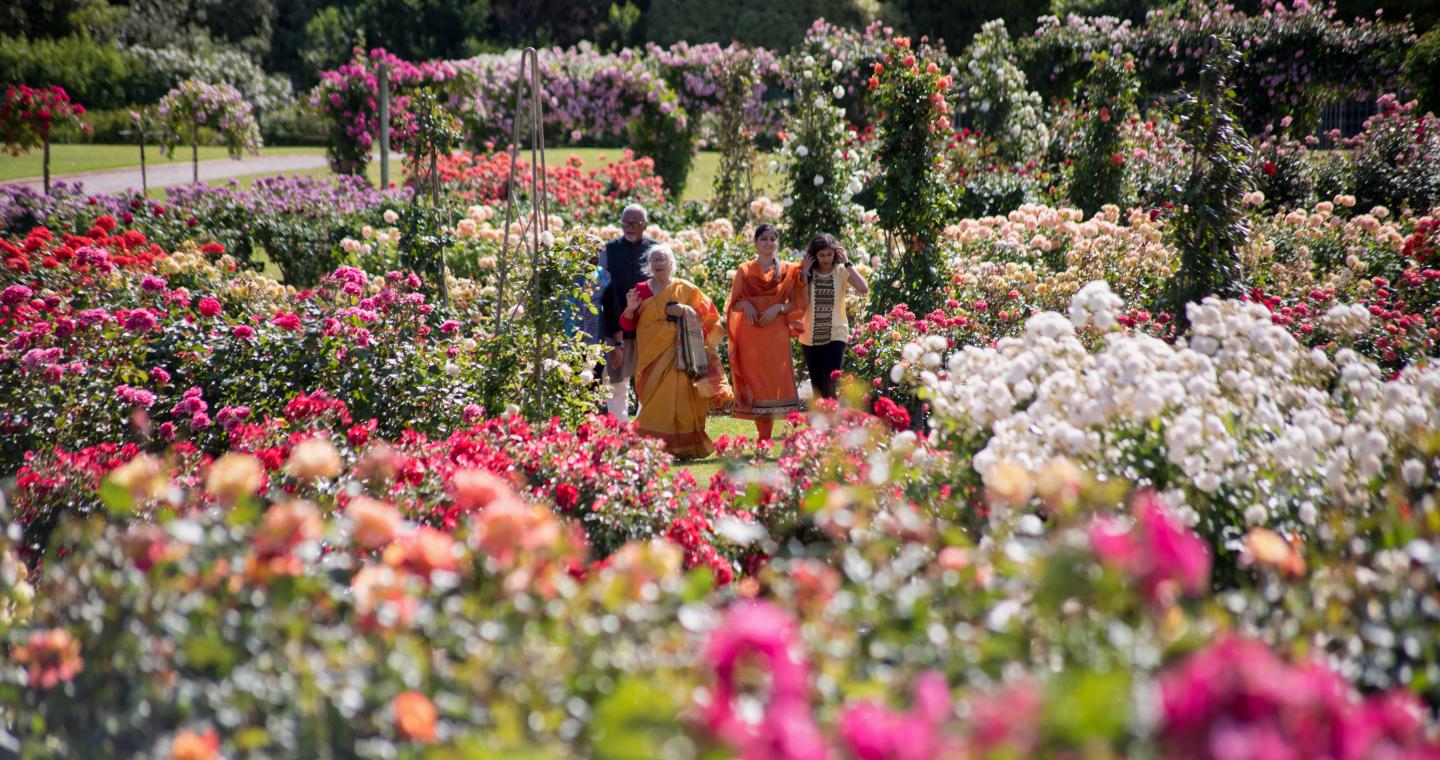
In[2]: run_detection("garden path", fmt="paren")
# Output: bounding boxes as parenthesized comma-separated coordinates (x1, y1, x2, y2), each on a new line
(3, 152, 399, 195)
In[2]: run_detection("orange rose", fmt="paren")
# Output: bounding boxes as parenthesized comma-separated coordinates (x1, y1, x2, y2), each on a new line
(450, 468, 517, 513)
(285, 437, 342, 482)
(170, 728, 220, 760)
(392, 691, 438, 743)
(386, 527, 460, 579)
(253, 500, 323, 558)
(206, 452, 264, 504)
(348, 495, 402, 549)
(15, 627, 84, 689)
(1243, 528, 1306, 577)
(352, 564, 418, 629)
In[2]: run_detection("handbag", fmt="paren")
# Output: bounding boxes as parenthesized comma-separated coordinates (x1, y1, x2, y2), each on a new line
(674, 308, 709, 379)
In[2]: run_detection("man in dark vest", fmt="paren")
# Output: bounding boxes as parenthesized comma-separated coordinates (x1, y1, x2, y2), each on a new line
(601, 203, 657, 420)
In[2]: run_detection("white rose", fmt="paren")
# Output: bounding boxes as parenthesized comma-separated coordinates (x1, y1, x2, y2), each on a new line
(796, 145, 809, 157)
(831, 59, 843, 73)
(832, 85, 845, 99)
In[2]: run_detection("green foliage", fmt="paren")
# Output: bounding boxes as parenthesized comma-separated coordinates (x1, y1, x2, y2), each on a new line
(301, 5, 362, 82)
(644, 0, 881, 51)
(627, 90, 695, 200)
(111, 0, 278, 60)
(1250, 126, 1317, 211)
(1018, 3, 1415, 134)
(1048, 0, 1152, 23)
(1405, 27, 1440, 119)
(887, 0, 1051, 53)
(0, 34, 167, 110)
(1348, 94, 1440, 213)
(487, 0, 615, 49)
(859, 36, 954, 314)
(779, 52, 858, 250)
(257, 211, 356, 286)
(348, 0, 492, 62)
(1166, 37, 1253, 332)
(957, 19, 1049, 165)
(1066, 53, 1138, 216)
(953, 169, 1042, 218)
(396, 202, 457, 302)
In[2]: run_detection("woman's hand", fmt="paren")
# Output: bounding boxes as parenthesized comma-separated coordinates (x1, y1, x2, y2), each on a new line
(625, 288, 643, 312)
(758, 304, 783, 326)
(801, 254, 814, 274)
(665, 303, 696, 319)
(738, 300, 760, 325)
(834, 247, 849, 267)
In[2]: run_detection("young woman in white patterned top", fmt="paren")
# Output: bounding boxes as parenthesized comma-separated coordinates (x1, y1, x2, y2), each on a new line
(799, 233, 869, 400)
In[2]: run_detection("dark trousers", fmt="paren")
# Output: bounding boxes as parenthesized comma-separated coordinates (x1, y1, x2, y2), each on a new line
(801, 341, 847, 400)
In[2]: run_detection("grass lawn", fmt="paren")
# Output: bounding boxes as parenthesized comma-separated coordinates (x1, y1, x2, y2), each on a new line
(681, 414, 792, 483)
(0, 144, 324, 183)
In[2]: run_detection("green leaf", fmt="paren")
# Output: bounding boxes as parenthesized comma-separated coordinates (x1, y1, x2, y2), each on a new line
(99, 478, 133, 517)
(589, 676, 682, 760)
(1042, 668, 1131, 746)
(681, 568, 715, 602)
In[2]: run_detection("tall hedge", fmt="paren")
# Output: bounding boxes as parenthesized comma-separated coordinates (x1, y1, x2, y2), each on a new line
(645, 0, 881, 51)
(0, 35, 168, 110)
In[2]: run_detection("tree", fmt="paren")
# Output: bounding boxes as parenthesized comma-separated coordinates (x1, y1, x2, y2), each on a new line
(156, 79, 262, 183)
(301, 5, 363, 81)
(352, 0, 491, 62)
(486, 0, 612, 48)
(886, 0, 1049, 54)
(0, 84, 87, 194)
(1166, 37, 1253, 332)
(645, 0, 881, 51)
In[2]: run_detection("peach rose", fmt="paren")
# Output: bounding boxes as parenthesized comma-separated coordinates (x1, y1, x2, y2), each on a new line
(392, 691, 438, 743)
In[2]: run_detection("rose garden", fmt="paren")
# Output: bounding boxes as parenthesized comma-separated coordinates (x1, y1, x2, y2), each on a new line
(2, 2, 1440, 758)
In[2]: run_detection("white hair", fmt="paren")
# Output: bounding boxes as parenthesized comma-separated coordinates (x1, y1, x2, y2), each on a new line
(642, 244, 676, 277)
(621, 203, 648, 221)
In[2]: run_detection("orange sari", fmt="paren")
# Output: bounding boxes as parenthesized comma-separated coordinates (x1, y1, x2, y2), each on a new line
(634, 278, 731, 459)
(725, 259, 808, 420)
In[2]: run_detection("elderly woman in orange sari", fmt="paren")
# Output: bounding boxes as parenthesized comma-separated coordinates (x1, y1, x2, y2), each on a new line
(619, 245, 731, 459)
(725, 223, 807, 443)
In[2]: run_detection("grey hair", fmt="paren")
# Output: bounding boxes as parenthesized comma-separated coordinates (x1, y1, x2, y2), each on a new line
(641, 244, 676, 277)
(621, 203, 648, 221)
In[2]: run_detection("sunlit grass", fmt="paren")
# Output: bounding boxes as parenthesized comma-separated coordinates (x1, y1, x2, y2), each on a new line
(0, 144, 323, 182)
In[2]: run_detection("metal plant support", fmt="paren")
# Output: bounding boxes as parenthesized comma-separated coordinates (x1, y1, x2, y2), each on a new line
(494, 47, 551, 408)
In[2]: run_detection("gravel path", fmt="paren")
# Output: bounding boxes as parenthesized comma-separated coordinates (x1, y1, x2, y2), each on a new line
(2, 152, 346, 195)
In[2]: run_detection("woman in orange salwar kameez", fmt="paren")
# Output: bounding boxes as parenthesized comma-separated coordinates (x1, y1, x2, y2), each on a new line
(725, 224, 808, 443)
(620, 245, 731, 459)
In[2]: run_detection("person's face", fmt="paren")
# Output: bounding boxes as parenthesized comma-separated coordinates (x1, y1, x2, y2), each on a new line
(755, 229, 778, 257)
(621, 211, 647, 243)
(649, 254, 673, 279)
(815, 247, 836, 269)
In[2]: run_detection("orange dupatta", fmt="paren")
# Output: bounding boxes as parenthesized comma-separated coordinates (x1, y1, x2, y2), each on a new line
(724, 259, 808, 419)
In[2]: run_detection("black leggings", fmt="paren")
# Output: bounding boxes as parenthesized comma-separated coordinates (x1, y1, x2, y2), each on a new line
(801, 341, 847, 400)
